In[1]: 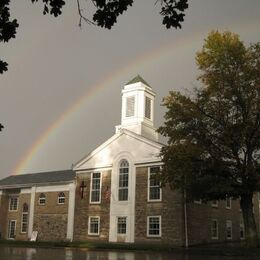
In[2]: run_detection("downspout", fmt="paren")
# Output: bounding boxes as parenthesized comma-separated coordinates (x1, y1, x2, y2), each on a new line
(183, 189, 189, 248)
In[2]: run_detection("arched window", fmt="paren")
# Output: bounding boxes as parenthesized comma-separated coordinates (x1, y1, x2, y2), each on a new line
(39, 193, 46, 205)
(118, 159, 129, 201)
(21, 203, 29, 233)
(58, 192, 65, 204)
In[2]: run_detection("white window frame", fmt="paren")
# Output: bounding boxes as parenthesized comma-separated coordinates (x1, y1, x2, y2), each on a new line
(117, 216, 127, 235)
(57, 192, 66, 205)
(226, 220, 232, 240)
(226, 197, 232, 209)
(147, 166, 162, 202)
(211, 200, 218, 207)
(118, 160, 129, 202)
(90, 172, 102, 204)
(8, 220, 17, 239)
(147, 216, 161, 238)
(21, 204, 29, 234)
(211, 219, 219, 239)
(38, 193, 46, 205)
(88, 216, 100, 236)
(9, 196, 19, 211)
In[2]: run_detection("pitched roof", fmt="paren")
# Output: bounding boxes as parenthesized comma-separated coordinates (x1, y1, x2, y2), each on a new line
(126, 75, 151, 87)
(0, 170, 75, 188)
(74, 128, 163, 170)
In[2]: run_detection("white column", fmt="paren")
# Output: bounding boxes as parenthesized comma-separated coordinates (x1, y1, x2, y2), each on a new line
(28, 186, 36, 238)
(66, 182, 76, 241)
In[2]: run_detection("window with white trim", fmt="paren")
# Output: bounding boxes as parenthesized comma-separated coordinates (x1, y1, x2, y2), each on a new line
(148, 166, 161, 201)
(117, 217, 127, 234)
(58, 192, 65, 204)
(88, 216, 100, 235)
(21, 203, 29, 233)
(211, 219, 218, 239)
(211, 200, 218, 207)
(8, 220, 16, 239)
(226, 197, 232, 209)
(226, 220, 232, 239)
(118, 160, 129, 201)
(145, 96, 151, 119)
(90, 172, 101, 203)
(9, 196, 18, 211)
(126, 96, 135, 117)
(147, 216, 161, 237)
(39, 193, 46, 205)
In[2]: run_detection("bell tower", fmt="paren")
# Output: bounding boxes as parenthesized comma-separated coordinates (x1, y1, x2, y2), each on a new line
(115, 75, 158, 142)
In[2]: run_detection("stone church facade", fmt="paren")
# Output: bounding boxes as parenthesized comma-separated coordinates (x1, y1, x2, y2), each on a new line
(0, 76, 259, 246)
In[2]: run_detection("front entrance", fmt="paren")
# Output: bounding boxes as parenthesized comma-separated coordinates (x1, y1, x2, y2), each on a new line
(8, 220, 16, 239)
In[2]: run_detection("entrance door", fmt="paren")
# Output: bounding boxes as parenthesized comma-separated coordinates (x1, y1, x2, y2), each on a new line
(8, 220, 16, 239)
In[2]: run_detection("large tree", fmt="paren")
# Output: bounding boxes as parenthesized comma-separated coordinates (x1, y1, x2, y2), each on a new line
(158, 31, 260, 245)
(0, 0, 189, 74)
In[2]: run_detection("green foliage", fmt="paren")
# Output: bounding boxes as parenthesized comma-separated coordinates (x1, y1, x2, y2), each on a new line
(0, 0, 19, 73)
(158, 31, 260, 201)
(0, 0, 189, 74)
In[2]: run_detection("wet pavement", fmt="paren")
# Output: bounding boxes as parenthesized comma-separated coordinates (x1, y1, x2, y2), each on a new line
(0, 247, 257, 260)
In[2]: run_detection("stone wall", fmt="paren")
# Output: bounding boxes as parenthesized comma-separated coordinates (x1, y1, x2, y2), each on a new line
(135, 166, 184, 246)
(0, 191, 31, 240)
(33, 191, 69, 241)
(0, 193, 9, 239)
(73, 170, 111, 241)
(187, 194, 260, 245)
(33, 214, 67, 241)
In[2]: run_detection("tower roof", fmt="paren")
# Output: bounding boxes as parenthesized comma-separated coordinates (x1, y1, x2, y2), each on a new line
(126, 75, 151, 88)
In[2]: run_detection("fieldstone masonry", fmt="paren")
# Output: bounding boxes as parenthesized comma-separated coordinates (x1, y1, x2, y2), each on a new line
(73, 170, 111, 241)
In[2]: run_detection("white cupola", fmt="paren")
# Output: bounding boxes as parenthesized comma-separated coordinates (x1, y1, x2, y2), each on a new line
(115, 75, 158, 142)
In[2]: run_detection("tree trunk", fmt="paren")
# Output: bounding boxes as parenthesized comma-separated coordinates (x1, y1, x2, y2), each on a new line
(240, 193, 258, 247)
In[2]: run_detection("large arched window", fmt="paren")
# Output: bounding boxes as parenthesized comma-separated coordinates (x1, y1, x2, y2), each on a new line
(21, 203, 29, 233)
(118, 159, 129, 201)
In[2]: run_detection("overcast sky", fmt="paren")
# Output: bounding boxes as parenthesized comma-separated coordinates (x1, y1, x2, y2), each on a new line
(0, 0, 259, 179)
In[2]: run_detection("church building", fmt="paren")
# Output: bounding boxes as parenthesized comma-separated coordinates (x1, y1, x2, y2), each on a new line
(0, 76, 258, 246)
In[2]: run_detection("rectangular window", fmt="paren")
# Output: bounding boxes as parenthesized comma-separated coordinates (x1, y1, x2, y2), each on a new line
(211, 200, 218, 207)
(226, 197, 232, 209)
(88, 217, 100, 235)
(226, 220, 232, 239)
(117, 217, 127, 234)
(9, 196, 18, 211)
(8, 220, 16, 239)
(211, 219, 218, 239)
(90, 172, 101, 203)
(147, 216, 161, 237)
(148, 166, 161, 201)
(21, 213, 28, 233)
(145, 96, 151, 119)
(126, 96, 135, 117)
(240, 221, 245, 240)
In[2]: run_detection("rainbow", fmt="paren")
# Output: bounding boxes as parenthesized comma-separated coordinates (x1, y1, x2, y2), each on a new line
(12, 20, 260, 175)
